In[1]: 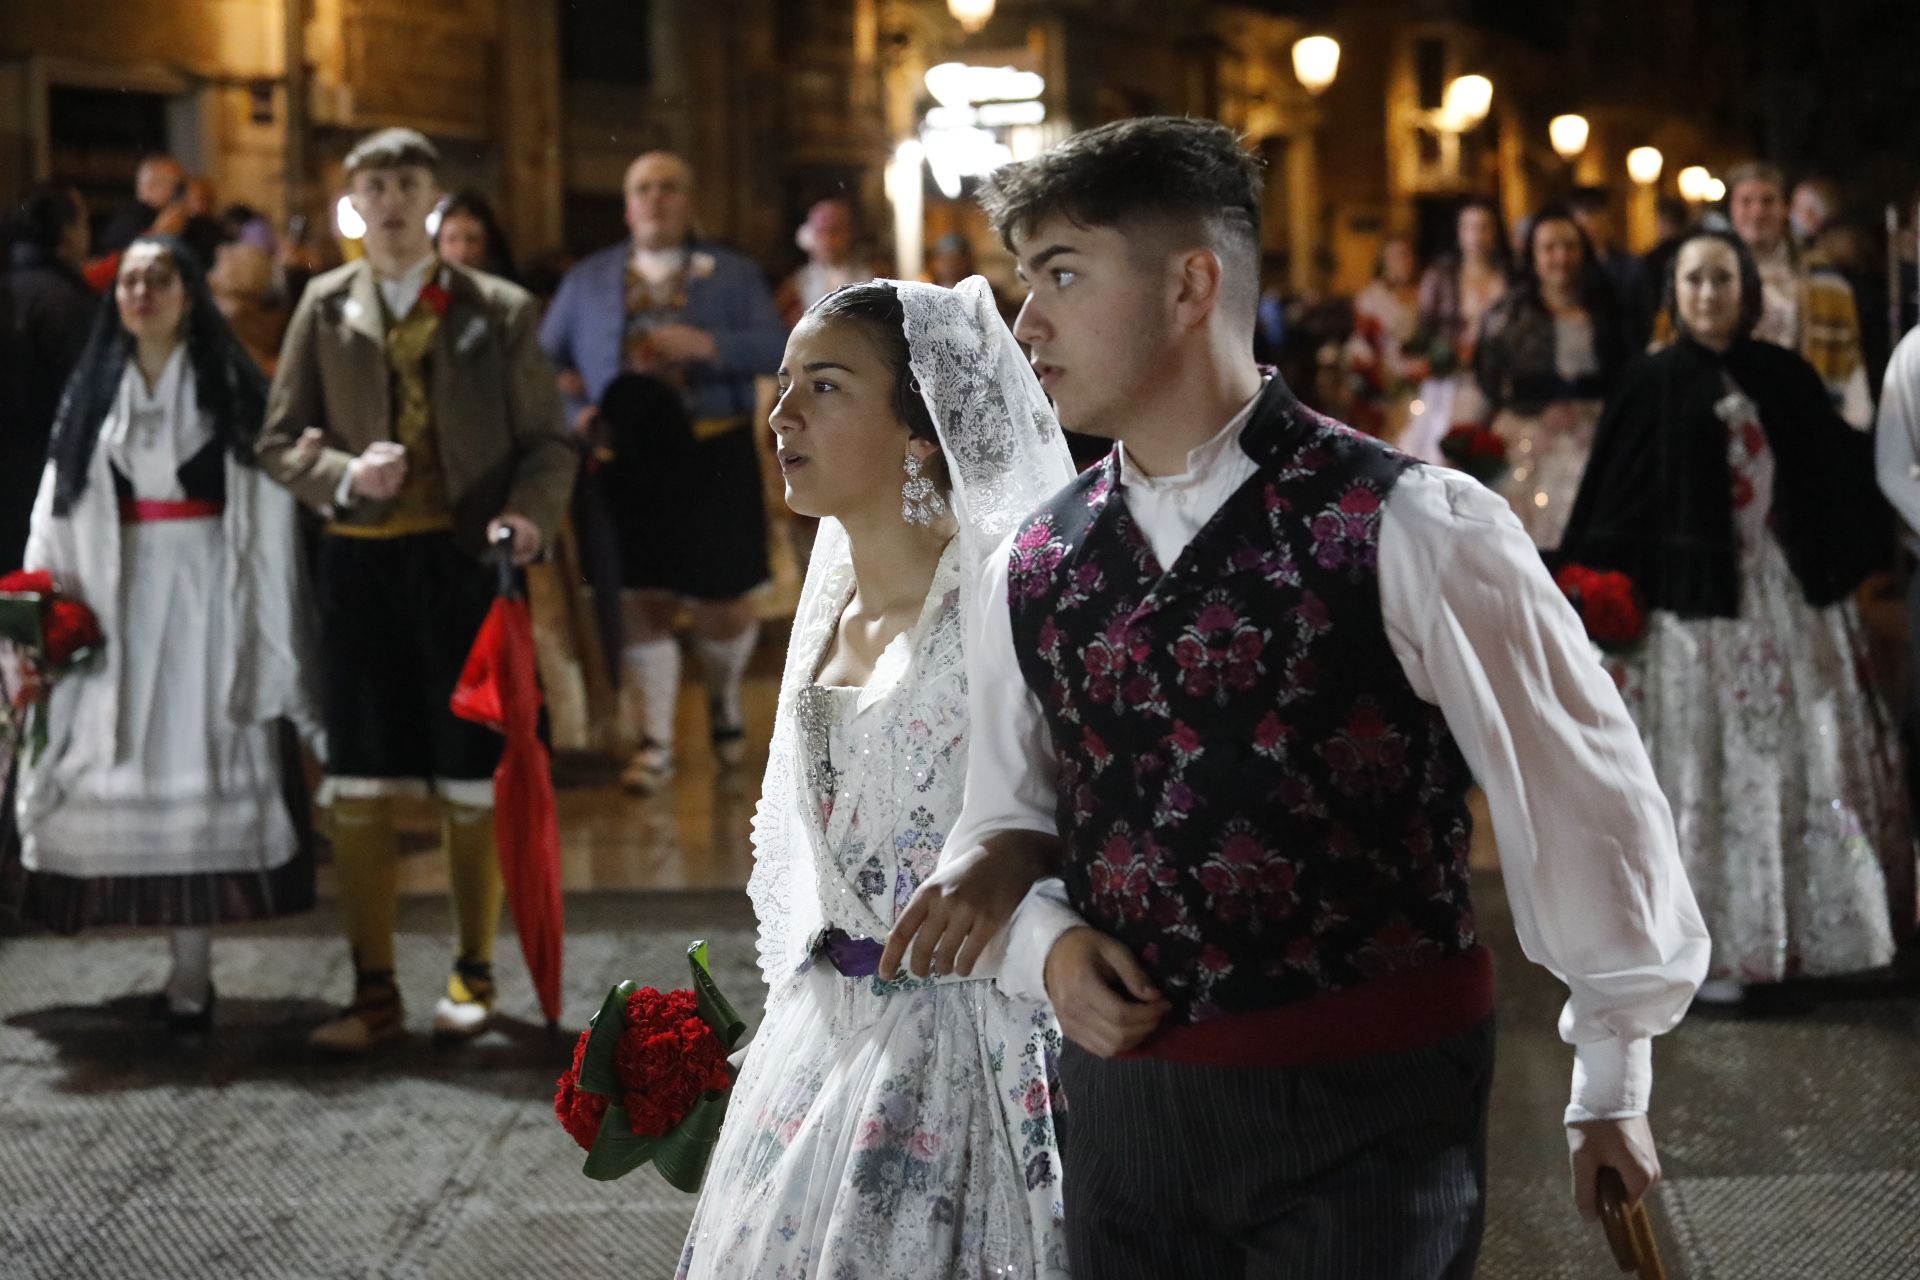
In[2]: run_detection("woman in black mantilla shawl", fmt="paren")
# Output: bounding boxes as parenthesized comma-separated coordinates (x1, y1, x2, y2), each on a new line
(2, 235, 323, 1030)
(1559, 228, 1912, 1004)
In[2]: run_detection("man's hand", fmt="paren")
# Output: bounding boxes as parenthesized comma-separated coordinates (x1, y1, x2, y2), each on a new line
(348, 441, 408, 500)
(556, 369, 588, 402)
(289, 428, 328, 472)
(645, 323, 720, 364)
(1044, 926, 1170, 1057)
(880, 834, 1058, 979)
(488, 514, 543, 566)
(571, 404, 598, 435)
(1567, 1114, 1661, 1222)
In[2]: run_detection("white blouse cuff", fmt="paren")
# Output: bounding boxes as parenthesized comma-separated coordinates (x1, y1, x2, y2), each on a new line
(1566, 1034, 1653, 1124)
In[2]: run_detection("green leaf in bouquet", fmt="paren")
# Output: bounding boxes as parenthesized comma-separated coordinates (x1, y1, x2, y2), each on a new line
(577, 979, 639, 1098)
(0, 594, 47, 653)
(581, 1103, 663, 1181)
(650, 1092, 732, 1192)
(686, 939, 745, 1049)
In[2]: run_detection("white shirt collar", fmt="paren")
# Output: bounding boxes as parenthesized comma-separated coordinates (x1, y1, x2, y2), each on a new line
(631, 243, 690, 284)
(375, 253, 439, 318)
(1116, 381, 1267, 491)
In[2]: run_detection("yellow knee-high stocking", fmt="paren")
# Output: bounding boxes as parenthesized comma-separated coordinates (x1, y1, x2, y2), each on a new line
(329, 796, 400, 976)
(442, 799, 504, 976)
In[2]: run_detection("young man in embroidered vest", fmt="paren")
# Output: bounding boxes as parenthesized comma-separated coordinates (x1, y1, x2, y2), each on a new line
(540, 151, 787, 795)
(932, 117, 1710, 1277)
(258, 128, 577, 1052)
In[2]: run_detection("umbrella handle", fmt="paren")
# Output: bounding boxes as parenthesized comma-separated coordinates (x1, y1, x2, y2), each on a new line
(492, 525, 518, 598)
(1596, 1167, 1667, 1279)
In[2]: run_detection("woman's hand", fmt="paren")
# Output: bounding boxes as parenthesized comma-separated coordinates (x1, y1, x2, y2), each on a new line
(880, 832, 1061, 980)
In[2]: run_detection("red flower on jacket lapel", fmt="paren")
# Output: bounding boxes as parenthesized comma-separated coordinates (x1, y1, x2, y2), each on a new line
(419, 268, 452, 317)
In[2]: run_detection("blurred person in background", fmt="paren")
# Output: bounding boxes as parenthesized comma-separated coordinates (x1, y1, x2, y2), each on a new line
(1727, 161, 1872, 428)
(1339, 233, 1422, 441)
(1402, 197, 1511, 463)
(4, 234, 321, 1029)
(1570, 186, 1651, 346)
(98, 154, 186, 254)
(257, 128, 575, 1053)
(3, 184, 98, 571)
(775, 197, 873, 328)
(1564, 228, 1908, 1005)
(434, 190, 519, 283)
(1789, 177, 1839, 250)
(1476, 205, 1631, 551)
(540, 151, 785, 794)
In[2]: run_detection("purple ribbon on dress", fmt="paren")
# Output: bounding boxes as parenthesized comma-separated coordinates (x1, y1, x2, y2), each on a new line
(817, 927, 885, 978)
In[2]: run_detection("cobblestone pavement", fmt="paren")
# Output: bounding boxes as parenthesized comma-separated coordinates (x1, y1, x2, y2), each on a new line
(2, 882, 1915, 1279)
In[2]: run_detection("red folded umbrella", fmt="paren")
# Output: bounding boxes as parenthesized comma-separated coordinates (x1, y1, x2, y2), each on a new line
(451, 535, 564, 1026)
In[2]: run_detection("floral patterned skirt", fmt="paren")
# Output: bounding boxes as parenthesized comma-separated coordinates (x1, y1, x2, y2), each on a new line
(677, 965, 1069, 1280)
(1612, 541, 1908, 983)
(1490, 399, 1602, 551)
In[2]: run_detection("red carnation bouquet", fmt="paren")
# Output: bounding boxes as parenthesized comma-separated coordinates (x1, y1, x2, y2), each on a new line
(1553, 564, 1646, 653)
(1439, 423, 1509, 485)
(0, 569, 105, 765)
(554, 940, 745, 1191)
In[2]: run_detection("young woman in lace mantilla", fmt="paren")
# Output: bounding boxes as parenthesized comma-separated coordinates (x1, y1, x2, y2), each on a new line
(675, 278, 1074, 1279)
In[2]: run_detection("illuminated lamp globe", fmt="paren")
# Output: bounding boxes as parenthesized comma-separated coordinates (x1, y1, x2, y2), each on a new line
(948, 0, 993, 33)
(1440, 75, 1493, 131)
(1291, 36, 1340, 96)
(1549, 114, 1590, 161)
(1626, 146, 1664, 186)
(1677, 165, 1711, 202)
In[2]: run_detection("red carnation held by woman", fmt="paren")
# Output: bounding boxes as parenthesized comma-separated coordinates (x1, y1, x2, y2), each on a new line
(553, 986, 732, 1149)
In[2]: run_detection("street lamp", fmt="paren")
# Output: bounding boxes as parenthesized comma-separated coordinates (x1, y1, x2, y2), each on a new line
(1626, 146, 1664, 186)
(947, 0, 993, 32)
(1677, 165, 1711, 203)
(1704, 177, 1726, 203)
(1549, 114, 1590, 162)
(1439, 75, 1493, 132)
(1291, 36, 1340, 96)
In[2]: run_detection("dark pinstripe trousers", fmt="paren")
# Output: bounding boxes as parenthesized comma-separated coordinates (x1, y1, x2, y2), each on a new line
(1057, 1015, 1495, 1279)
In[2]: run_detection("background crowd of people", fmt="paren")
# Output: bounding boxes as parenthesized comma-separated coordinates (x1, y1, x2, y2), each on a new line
(2, 131, 1916, 1032)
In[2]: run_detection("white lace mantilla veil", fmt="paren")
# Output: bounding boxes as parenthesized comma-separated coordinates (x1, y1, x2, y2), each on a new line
(744, 275, 1076, 987)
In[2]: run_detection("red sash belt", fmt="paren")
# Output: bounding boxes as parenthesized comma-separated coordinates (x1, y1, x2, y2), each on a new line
(1119, 944, 1495, 1068)
(119, 498, 225, 523)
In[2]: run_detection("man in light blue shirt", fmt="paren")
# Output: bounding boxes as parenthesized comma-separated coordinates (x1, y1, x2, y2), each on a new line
(540, 152, 786, 793)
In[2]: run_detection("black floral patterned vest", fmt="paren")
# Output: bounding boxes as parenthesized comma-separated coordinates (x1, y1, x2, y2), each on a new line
(1007, 379, 1478, 1023)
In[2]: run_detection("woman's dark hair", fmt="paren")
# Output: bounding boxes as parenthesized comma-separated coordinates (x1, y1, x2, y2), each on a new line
(1373, 233, 1417, 283)
(436, 190, 519, 282)
(12, 182, 83, 253)
(1664, 228, 1764, 343)
(1509, 204, 1626, 340)
(1453, 196, 1513, 274)
(805, 281, 939, 447)
(47, 233, 268, 515)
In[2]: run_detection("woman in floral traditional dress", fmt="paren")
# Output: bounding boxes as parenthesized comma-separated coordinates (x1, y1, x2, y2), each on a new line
(676, 278, 1073, 1278)
(1340, 234, 1423, 442)
(1401, 197, 1510, 464)
(1475, 205, 1631, 551)
(1559, 229, 1909, 1003)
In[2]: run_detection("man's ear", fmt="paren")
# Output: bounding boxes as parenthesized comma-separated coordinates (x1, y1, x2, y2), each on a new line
(1170, 246, 1224, 332)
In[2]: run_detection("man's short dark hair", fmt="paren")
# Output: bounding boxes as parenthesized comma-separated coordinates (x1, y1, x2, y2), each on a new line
(13, 182, 82, 251)
(978, 116, 1265, 323)
(1567, 186, 1612, 216)
(344, 127, 440, 177)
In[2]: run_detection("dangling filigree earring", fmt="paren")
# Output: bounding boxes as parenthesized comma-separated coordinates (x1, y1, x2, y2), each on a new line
(901, 452, 947, 526)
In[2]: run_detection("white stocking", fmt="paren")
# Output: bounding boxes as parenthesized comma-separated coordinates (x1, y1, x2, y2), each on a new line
(166, 927, 213, 1010)
(696, 625, 759, 730)
(623, 637, 681, 751)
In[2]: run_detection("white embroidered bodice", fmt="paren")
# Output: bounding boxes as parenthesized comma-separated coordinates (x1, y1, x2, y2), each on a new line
(749, 539, 969, 979)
